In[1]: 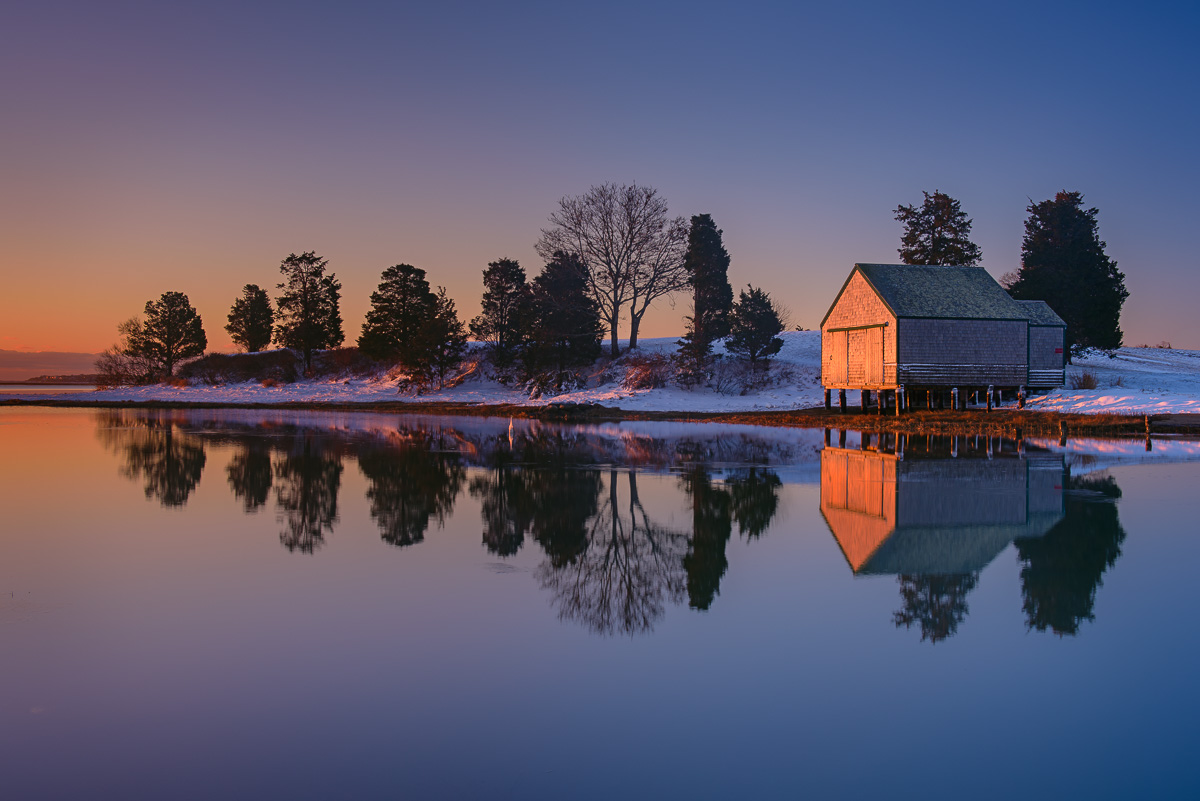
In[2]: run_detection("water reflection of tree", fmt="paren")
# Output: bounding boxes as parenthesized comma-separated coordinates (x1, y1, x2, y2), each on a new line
(274, 433, 343, 554)
(358, 436, 466, 548)
(469, 469, 535, 556)
(892, 573, 980, 643)
(227, 443, 272, 511)
(97, 412, 207, 507)
(1015, 474, 1126, 636)
(538, 471, 689, 636)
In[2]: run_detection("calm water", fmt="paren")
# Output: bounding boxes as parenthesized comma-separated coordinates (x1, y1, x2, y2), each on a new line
(2, 407, 1198, 800)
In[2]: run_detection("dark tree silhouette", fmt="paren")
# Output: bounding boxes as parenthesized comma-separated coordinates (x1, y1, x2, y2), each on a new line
(680, 467, 735, 610)
(727, 467, 782, 539)
(357, 434, 466, 548)
(527, 467, 604, 568)
(677, 214, 734, 380)
(470, 468, 536, 557)
(357, 263, 436, 363)
(535, 183, 687, 355)
(892, 573, 980, 643)
(470, 258, 531, 368)
(274, 251, 344, 372)
(274, 433, 343, 553)
(1015, 474, 1126, 636)
(421, 287, 469, 389)
(1004, 191, 1127, 355)
(537, 471, 688, 635)
(524, 252, 604, 387)
(226, 442, 273, 512)
(894, 190, 982, 266)
(124, 291, 208, 377)
(726, 285, 784, 365)
(97, 413, 207, 507)
(225, 284, 275, 353)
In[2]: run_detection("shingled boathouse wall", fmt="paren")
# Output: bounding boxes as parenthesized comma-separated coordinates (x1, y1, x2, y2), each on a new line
(820, 264, 1064, 407)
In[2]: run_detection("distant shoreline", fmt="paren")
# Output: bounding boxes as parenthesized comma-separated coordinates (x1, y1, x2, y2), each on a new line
(4, 397, 1198, 436)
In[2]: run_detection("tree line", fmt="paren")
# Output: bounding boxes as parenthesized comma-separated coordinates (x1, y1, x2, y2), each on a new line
(97, 182, 1126, 387)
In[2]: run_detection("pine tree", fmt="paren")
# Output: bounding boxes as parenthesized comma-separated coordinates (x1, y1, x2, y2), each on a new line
(678, 214, 734, 378)
(894, 190, 982, 266)
(726, 285, 784, 365)
(357, 263, 436, 364)
(469, 258, 530, 368)
(525, 252, 604, 386)
(421, 287, 469, 389)
(125, 291, 208, 377)
(225, 284, 274, 352)
(274, 251, 344, 371)
(1004, 191, 1127, 355)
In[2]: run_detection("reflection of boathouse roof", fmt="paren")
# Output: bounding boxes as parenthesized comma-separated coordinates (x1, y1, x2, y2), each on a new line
(820, 447, 1065, 575)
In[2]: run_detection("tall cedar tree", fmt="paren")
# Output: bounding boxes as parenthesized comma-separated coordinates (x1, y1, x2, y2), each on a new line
(125, 291, 207, 377)
(420, 287, 469, 389)
(526, 252, 603, 385)
(726, 285, 784, 365)
(894, 190, 983, 266)
(357, 264, 436, 363)
(1004, 191, 1127, 356)
(274, 252, 344, 371)
(225, 284, 275, 352)
(678, 213, 734, 368)
(469, 258, 530, 367)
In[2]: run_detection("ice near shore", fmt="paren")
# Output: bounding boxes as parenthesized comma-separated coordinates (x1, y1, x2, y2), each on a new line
(8, 331, 1200, 415)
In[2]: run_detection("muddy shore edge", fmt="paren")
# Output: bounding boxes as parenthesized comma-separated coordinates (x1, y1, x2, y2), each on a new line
(6, 397, 1200, 437)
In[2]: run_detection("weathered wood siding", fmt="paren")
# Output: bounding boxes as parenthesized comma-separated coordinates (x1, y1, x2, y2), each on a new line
(895, 318, 1027, 386)
(822, 271, 896, 388)
(1028, 326, 1066, 387)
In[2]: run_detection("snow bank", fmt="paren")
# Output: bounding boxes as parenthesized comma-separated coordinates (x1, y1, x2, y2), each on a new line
(7, 333, 1200, 416)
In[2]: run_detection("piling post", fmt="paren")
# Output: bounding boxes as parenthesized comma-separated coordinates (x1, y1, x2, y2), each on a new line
(1059, 420, 1067, 447)
(951, 387, 959, 411)
(986, 385, 993, 412)
(838, 389, 846, 413)
(895, 386, 903, 416)
(861, 390, 870, 412)
(824, 427, 831, 446)
(838, 428, 847, 448)
(1017, 385, 1026, 409)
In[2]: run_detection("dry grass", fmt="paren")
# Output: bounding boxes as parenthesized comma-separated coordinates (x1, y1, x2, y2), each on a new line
(1069, 370, 1099, 390)
(621, 353, 673, 391)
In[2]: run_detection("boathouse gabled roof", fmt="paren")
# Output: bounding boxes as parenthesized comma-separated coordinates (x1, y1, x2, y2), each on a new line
(1015, 299, 1067, 327)
(850, 263, 1028, 321)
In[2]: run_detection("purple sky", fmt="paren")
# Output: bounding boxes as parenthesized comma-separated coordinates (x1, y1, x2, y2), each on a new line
(2, 0, 1196, 354)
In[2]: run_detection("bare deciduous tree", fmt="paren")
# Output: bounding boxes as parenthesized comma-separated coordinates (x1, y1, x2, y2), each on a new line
(535, 183, 687, 356)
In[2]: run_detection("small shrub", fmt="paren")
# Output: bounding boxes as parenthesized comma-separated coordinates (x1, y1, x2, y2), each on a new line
(165, 376, 190, 388)
(1069, 370, 1099, 390)
(1110, 375, 1125, 388)
(179, 350, 300, 384)
(621, 353, 672, 391)
(261, 378, 283, 388)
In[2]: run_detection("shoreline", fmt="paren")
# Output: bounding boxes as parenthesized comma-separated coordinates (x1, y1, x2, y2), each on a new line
(5, 397, 1199, 436)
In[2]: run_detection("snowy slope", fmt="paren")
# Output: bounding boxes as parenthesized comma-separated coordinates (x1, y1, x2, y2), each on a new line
(6, 333, 1200, 415)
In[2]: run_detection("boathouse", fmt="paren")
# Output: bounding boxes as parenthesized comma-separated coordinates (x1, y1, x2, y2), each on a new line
(1016, 300, 1067, 388)
(820, 263, 1063, 410)
(819, 441, 1065, 575)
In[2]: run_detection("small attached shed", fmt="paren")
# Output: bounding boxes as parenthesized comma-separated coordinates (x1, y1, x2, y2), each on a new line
(1016, 300, 1067, 388)
(821, 264, 1036, 399)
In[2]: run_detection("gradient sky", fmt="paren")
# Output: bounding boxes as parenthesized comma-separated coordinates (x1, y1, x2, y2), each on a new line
(2, 0, 1197, 354)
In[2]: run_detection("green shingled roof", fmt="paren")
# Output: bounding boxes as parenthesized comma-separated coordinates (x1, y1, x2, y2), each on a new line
(1015, 299, 1067, 327)
(854, 263, 1027, 320)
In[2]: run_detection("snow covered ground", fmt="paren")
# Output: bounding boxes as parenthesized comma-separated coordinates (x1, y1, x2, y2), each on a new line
(5, 332, 1199, 415)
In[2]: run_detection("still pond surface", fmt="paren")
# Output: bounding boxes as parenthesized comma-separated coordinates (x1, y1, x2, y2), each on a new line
(2, 407, 1198, 800)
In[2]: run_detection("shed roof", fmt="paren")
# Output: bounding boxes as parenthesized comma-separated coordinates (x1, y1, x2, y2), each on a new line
(1015, 299, 1067, 327)
(853, 263, 1027, 321)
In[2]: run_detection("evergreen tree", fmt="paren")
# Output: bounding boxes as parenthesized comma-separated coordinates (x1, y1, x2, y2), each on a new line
(274, 251, 344, 371)
(357, 263, 436, 363)
(225, 284, 274, 352)
(1004, 191, 1127, 355)
(125, 291, 208, 377)
(894, 190, 983, 266)
(421, 287, 469, 389)
(726, 285, 784, 365)
(678, 214, 734, 376)
(525, 252, 604, 386)
(469, 258, 531, 367)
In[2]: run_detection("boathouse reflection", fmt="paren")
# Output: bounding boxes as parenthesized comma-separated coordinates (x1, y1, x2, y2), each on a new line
(820, 433, 1067, 642)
